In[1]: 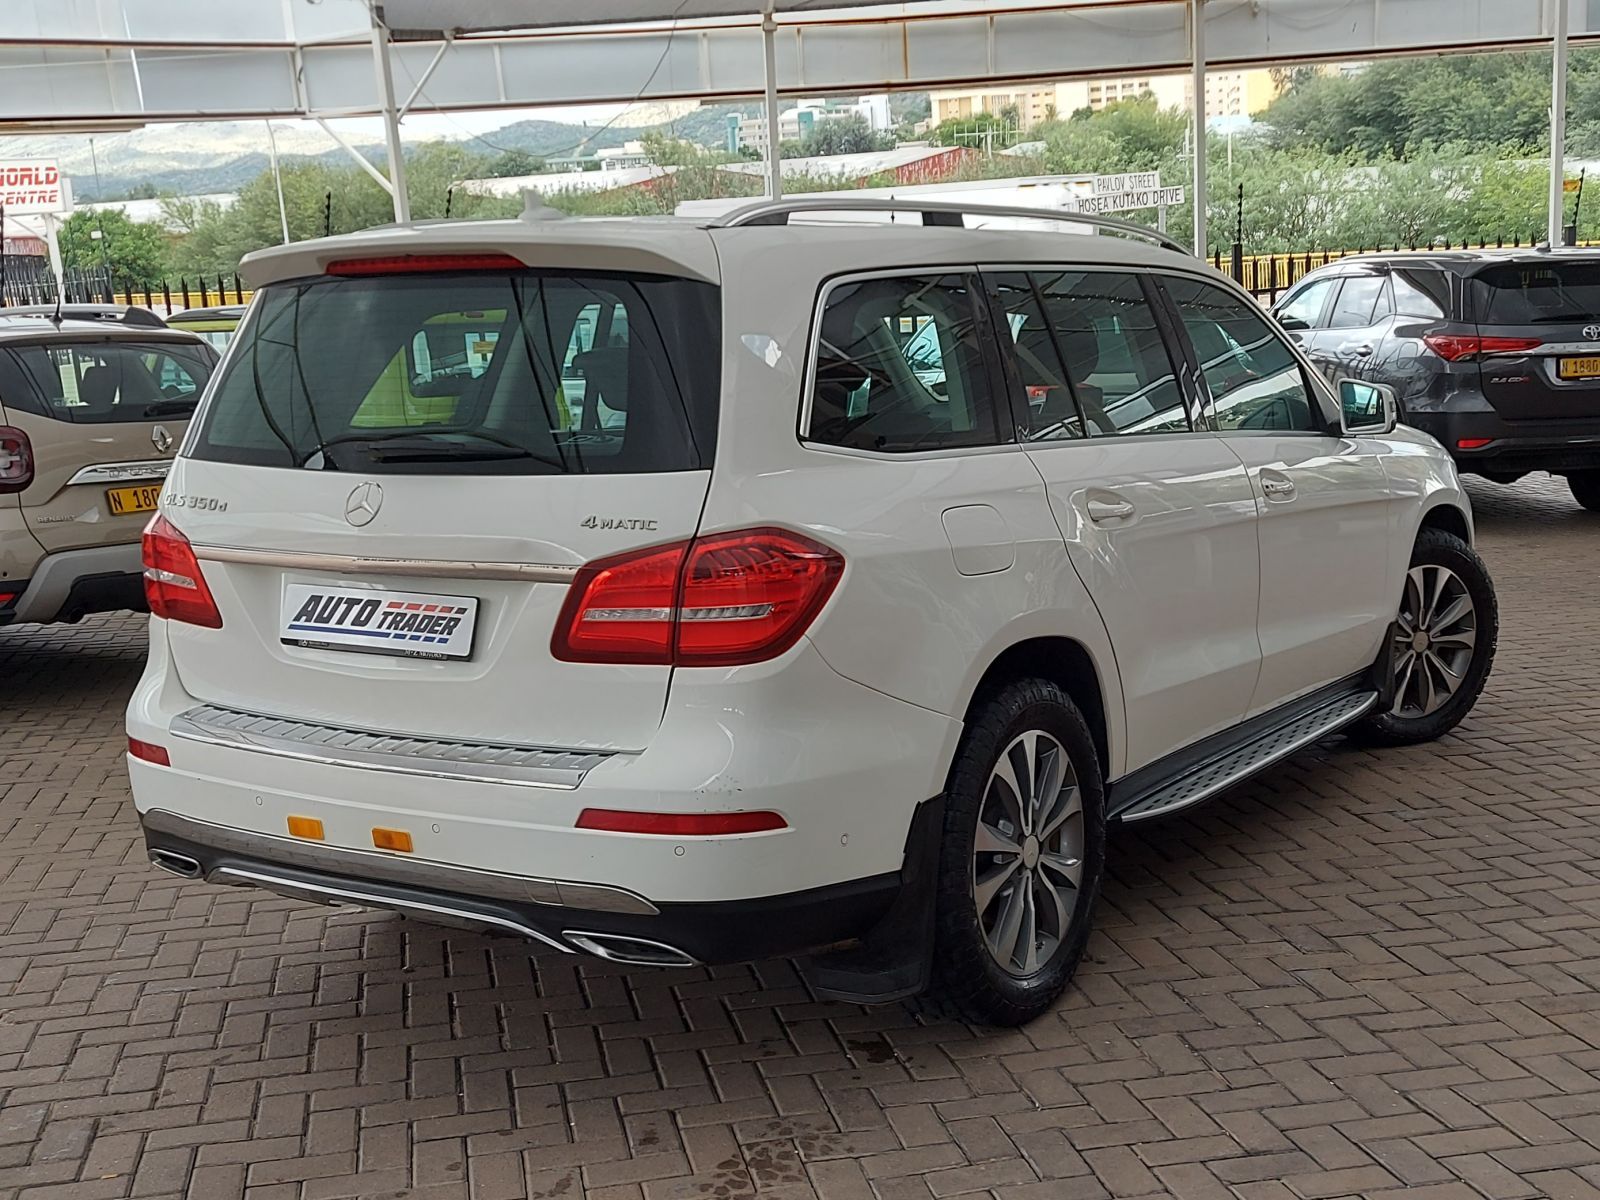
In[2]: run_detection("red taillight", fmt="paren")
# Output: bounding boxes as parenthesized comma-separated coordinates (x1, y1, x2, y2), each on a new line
(142, 514, 223, 628)
(0, 426, 33, 494)
(552, 527, 844, 667)
(1423, 334, 1543, 362)
(576, 808, 787, 835)
(1457, 437, 1495, 450)
(128, 737, 170, 766)
(325, 253, 526, 276)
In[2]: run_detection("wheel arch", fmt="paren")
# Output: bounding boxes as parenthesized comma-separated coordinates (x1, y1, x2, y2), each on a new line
(962, 636, 1114, 779)
(1418, 500, 1473, 546)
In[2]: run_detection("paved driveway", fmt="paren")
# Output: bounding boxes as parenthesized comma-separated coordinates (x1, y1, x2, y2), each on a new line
(3, 476, 1600, 1200)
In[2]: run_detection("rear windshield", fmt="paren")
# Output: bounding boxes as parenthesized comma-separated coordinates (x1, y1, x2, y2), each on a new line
(1471, 261, 1600, 325)
(190, 270, 720, 474)
(3, 339, 214, 424)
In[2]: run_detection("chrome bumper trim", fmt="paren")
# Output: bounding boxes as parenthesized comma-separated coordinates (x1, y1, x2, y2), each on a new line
(67, 459, 172, 486)
(142, 808, 659, 916)
(170, 703, 611, 790)
(191, 543, 579, 585)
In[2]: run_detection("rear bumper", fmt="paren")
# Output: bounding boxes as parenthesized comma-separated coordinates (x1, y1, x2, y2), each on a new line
(4, 540, 146, 625)
(140, 807, 904, 965)
(1408, 410, 1600, 476)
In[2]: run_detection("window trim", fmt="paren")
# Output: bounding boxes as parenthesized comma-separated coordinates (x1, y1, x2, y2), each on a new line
(798, 265, 1019, 459)
(1152, 271, 1341, 438)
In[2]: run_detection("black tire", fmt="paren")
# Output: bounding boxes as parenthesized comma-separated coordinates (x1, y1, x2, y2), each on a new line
(1350, 527, 1497, 748)
(930, 678, 1106, 1027)
(1567, 470, 1600, 512)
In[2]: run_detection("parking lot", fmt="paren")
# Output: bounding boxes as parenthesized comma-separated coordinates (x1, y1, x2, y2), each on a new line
(0, 474, 1596, 1200)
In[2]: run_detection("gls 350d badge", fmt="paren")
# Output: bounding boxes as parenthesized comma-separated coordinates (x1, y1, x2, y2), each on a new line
(279, 583, 479, 661)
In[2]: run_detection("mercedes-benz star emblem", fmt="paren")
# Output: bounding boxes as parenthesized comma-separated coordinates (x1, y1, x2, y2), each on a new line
(1584, 324, 1600, 342)
(344, 482, 383, 527)
(151, 425, 173, 453)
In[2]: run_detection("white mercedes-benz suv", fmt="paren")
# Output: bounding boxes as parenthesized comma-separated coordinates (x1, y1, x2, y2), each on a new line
(127, 199, 1497, 1026)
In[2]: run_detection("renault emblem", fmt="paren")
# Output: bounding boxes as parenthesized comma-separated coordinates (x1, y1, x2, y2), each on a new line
(344, 482, 383, 527)
(151, 424, 173, 453)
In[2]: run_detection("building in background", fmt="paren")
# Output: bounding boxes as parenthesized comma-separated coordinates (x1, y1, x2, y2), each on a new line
(930, 68, 1283, 129)
(733, 95, 893, 153)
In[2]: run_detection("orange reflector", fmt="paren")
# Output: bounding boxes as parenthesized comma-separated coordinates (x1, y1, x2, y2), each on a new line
(287, 816, 325, 841)
(127, 737, 170, 766)
(372, 828, 414, 853)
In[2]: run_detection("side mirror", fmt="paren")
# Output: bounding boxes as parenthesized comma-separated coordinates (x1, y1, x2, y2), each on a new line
(1340, 379, 1398, 435)
(1276, 313, 1311, 332)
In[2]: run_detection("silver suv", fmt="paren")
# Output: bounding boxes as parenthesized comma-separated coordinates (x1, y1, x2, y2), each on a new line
(0, 308, 217, 626)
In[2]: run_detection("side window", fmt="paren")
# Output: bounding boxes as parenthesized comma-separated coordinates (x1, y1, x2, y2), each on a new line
(1392, 269, 1448, 319)
(986, 272, 1083, 442)
(808, 274, 999, 453)
(1163, 276, 1322, 433)
(1033, 271, 1188, 437)
(1326, 275, 1388, 329)
(1276, 278, 1337, 330)
(10, 342, 213, 424)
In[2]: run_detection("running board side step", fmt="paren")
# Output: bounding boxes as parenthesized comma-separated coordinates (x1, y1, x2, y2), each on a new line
(1111, 689, 1378, 824)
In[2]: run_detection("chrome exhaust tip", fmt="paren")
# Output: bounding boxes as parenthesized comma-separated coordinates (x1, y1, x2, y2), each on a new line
(564, 931, 699, 968)
(149, 849, 202, 879)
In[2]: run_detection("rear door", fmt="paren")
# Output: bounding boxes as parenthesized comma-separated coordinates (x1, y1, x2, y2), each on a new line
(163, 264, 721, 753)
(1312, 270, 1395, 387)
(1, 335, 212, 553)
(986, 268, 1263, 773)
(1469, 258, 1600, 420)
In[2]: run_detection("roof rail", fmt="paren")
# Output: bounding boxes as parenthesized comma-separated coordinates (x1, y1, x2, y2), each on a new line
(0, 303, 168, 328)
(708, 197, 1192, 256)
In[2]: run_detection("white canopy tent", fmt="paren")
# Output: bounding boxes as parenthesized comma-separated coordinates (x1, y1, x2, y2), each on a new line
(1, 0, 1590, 253)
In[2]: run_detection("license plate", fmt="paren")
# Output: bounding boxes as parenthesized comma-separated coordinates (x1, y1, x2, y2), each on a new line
(106, 484, 162, 515)
(281, 584, 478, 660)
(1559, 356, 1600, 379)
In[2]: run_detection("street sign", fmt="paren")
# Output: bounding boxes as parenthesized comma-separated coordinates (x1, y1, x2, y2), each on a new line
(0, 160, 68, 215)
(1076, 186, 1185, 215)
(1092, 171, 1161, 195)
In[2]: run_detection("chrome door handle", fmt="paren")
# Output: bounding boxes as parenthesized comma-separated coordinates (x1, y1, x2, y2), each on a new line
(1261, 476, 1296, 499)
(1086, 498, 1136, 522)
(1340, 342, 1374, 357)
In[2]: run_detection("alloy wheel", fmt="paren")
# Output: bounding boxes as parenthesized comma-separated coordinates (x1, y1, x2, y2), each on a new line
(1390, 563, 1477, 718)
(971, 730, 1085, 977)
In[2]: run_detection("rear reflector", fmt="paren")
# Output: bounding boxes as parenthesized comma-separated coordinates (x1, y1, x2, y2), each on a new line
(1423, 334, 1543, 362)
(142, 514, 223, 628)
(372, 828, 414, 853)
(326, 254, 526, 276)
(128, 738, 170, 766)
(0, 592, 16, 606)
(1456, 438, 1495, 450)
(576, 809, 788, 836)
(287, 816, 325, 841)
(552, 527, 844, 667)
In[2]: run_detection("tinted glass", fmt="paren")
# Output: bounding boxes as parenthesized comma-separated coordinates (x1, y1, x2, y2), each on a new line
(1327, 275, 1388, 329)
(1471, 261, 1600, 324)
(7, 340, 214, 424)
(190, 271, 719, 474)
(1391, 269, 1448, 319)
(987, 272, 1083, 442)
(1033, 271, 1187, 437)
(1165, 276, 1320, 432)
(1277, 278, 1337, 329)
(808, 274, 999, 453)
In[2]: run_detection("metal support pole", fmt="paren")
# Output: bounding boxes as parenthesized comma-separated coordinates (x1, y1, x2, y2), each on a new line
(1190, 0, 1207, 257)
(265, 120, 290, 244)
(761, 13, 783, 202)
(1550, 0, 1571, 246)
(370, 4, 411, 224)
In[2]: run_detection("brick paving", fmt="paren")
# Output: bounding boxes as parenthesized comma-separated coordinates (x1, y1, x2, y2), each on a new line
(4, 474, 1600, 1200)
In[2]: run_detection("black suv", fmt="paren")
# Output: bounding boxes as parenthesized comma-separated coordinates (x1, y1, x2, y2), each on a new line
(1273, 249, 1600, 509)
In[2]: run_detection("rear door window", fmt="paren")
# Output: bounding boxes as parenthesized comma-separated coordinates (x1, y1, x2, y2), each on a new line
(190, 270, 720, 475)
(1277, 277, 1338, 330)
(807, 273, 1002, 453)
(1471, 261, 1600, 324)
(5, 340, 214, 424)
(1327, 275, 1390, 329)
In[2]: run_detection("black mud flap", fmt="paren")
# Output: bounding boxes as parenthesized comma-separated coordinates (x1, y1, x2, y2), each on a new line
(800, 794, 943, 1005)
(1369, 620, 1400, 712)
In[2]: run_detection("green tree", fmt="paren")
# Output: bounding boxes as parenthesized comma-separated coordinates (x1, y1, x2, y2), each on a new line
(59, 209, 169, 287)
(484, 148, 545, 177)
(796, 115, 892, 158)
(929, 111, 1007, 148)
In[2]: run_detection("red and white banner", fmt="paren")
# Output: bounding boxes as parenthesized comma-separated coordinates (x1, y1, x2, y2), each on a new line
(0, 160, 68, 215)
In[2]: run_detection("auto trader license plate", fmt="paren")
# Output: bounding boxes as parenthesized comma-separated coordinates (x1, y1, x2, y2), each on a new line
(281, 584, 478, 660)
(106, 484, 162, 515)
(1558, 356, 1600, 379)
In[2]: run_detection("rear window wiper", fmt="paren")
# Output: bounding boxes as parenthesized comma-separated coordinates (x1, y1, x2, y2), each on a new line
(365, 442, 538, 464)
(308, 427, 566, 470)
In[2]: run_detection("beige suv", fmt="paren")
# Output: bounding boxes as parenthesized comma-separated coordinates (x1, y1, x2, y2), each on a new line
(0, 308, 218, 626)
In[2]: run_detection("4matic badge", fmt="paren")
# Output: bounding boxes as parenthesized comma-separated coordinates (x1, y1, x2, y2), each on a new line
(581, 515, 658, 531)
